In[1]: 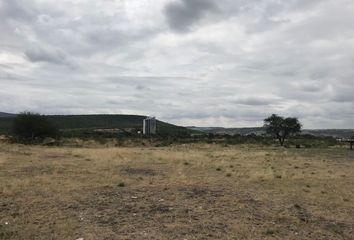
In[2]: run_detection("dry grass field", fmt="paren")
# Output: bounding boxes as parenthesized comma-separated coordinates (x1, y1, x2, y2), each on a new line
(1, 142, 354, 239)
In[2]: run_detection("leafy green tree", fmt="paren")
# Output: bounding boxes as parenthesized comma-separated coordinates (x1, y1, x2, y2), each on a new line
(264, 114, 302, 146)
(12, 112, 59, 142)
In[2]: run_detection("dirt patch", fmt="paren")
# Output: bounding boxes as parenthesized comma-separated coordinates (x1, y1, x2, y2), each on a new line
(290, 204, 311, 222)
(179, 186, 224, 199)
(120, 167, 158, 176)
(288, 204, 354, 237)
(78, 187, 217, 238)
(41, 153, 73, 161)
(15, 165, 55, 176)
(70, 185, 267, 239)
(74, 184, 354, 240)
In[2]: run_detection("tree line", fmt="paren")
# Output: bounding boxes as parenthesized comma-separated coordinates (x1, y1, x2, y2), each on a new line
(10, 111, 303, 146)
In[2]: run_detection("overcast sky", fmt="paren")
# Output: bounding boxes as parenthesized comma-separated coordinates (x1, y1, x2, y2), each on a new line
(1, 0, 354, 128)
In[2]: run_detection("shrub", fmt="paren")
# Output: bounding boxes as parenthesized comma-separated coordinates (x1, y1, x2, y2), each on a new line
(12, 112, 59, 142)
(117, 182, 125, 187)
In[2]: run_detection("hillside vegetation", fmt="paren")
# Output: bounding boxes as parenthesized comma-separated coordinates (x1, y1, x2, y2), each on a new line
(0, 114, 194, 136)
(189, 127, 354, 139)
(0, 112, 16, 118)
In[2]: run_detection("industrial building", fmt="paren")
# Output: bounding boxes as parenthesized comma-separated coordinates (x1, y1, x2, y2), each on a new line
(143, 117, 157, 135)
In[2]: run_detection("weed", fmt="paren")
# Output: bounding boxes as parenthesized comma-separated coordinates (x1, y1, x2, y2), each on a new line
(294, 204, 301, 209)
(117, 182, 125, 187)
(265, 229, 276, 235)
(327, 223, 344, 235)
(0, 224, 15, 239)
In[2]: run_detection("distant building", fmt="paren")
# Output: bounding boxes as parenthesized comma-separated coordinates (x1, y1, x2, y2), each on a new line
(143, 117, 157, 135)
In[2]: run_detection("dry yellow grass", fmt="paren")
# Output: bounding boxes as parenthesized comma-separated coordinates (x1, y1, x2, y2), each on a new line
(0, 142, 354, 239)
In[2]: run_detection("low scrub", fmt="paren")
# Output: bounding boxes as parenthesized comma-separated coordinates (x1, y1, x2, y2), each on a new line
(12, 112, 59, 143)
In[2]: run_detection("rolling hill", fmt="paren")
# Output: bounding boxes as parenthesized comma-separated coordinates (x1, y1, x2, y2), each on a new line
(1, 112, 352, 138)
(0, 112, 16, 118)
(188, 127, 354, 139)
(0, 113, 195, 136)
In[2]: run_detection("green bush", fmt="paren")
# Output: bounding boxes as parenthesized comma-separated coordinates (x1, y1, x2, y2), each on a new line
(12, 112, 59, 142)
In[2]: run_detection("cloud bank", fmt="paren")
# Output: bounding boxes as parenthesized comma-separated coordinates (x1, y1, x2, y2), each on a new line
(0, 0, 354, 128)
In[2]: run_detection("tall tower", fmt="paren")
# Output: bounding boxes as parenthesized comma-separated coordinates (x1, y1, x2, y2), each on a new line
(143, 117, 157, 135)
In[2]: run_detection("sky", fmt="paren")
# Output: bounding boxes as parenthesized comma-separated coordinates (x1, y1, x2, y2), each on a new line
(0, 0, 354, 128)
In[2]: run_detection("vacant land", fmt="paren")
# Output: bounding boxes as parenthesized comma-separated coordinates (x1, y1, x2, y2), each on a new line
(0, 143, 353, 239)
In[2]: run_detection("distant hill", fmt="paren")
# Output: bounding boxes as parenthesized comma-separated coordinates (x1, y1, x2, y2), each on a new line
(0, 114, 195, 136)
(188, 127, 265, 136)
(302, 129, 354, 139)
(188, 127, 354, 139)
(1, 112, 352, 138)
(0, 112, 16, 118)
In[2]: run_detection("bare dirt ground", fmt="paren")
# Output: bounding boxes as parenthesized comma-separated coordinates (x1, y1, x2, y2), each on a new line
(0, 143, 354, 239)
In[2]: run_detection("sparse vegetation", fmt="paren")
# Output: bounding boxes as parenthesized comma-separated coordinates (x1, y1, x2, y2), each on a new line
(0, 114, 197, 137)
(265, 229, 276, 235)
(0, 113, 346, 150)
(117, 182, 126, 187)
(12, 112, 59, 142)
(0, 142, 353, 239)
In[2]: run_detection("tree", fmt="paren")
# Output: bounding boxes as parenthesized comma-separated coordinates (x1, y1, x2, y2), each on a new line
(12, 112, 59, 142)
(264, 114, 302, 146)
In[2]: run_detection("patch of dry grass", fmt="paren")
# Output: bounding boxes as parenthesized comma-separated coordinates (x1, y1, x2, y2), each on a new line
(0, 142, 353, 239)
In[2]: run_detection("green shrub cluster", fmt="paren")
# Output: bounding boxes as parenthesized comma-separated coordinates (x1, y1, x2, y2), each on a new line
(12, 112, 59, 143)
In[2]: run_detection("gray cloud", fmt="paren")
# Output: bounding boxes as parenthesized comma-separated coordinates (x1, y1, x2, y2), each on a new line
(0, 0, 354, 128)
(164, 0, 219, 32)
(232, 96, 280, 106)
(0, 0, 37, 21)
(24, 47, 71, 66)
(332, 86, 354, 103)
